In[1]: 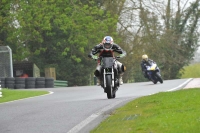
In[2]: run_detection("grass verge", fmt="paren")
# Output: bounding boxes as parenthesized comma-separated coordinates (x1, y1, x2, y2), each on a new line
(0, 88, 49, 103)
(180, 63, 200, 78)
(91, 88, 200, 133)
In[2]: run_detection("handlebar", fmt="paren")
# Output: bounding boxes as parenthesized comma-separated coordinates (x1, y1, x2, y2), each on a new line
(88, 55, 121, 61)
(97, 56, 121, 60)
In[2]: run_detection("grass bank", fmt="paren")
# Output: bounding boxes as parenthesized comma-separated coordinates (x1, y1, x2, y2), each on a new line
(180, 63, 200, 78)
(0, 88, 49, 103)
(91, 88, 200, 133)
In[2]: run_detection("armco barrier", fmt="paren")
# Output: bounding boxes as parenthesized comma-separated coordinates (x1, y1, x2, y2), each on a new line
(54, 80, 68, 87)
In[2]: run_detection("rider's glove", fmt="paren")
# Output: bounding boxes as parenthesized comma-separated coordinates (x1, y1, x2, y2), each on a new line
(92, 55, 98, 60)
(119, 54, 124, 58)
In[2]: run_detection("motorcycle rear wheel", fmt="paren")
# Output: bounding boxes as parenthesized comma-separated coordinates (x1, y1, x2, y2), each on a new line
(153, 80, 158, 84)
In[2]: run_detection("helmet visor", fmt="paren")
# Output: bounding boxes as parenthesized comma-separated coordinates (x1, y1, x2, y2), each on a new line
(104, 43, 112, 49)
(144, 58, 148, 61)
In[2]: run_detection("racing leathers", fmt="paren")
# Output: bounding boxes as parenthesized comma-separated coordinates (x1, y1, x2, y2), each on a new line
(141, 59, 155, 80)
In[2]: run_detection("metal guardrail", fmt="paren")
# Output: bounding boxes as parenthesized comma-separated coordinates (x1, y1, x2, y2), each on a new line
(54, 80, 68, 87)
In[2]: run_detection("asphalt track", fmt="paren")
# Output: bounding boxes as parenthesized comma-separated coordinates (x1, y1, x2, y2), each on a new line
(0, 78, 192, 133)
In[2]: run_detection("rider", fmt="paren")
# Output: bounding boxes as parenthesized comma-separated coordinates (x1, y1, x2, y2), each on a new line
(141, 54, 155, 80)
(88, 36, 126, 86)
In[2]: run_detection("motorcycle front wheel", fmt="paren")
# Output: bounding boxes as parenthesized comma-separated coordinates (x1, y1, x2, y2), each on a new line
(105, 75, 115, 99)
(156, 72, 163, 83)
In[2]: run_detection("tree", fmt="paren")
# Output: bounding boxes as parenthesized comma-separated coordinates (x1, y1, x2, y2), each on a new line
(0, 0, 12, 46)
(2, 0, 199, 85)
(11, 0, 120, 86)
(121, 0, 200, 81)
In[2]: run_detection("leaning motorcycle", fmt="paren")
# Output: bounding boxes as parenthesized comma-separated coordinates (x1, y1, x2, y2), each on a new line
(146, 62, 163, 84)
(96, 56, 121, 99)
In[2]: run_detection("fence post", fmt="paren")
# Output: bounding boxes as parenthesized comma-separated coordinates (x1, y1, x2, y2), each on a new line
(0, 80, 2, 97)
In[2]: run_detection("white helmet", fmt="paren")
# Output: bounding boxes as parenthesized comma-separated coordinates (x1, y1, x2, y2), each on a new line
(142, 54, 148, 61)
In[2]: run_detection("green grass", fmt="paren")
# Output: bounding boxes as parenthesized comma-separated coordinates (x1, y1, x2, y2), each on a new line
(91, 88, 200, 133)
(180, 63, 200, 78)
(0, 88, 49, 103)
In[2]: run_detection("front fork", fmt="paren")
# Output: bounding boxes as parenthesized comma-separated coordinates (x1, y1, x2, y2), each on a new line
(103, 67, 115, 88)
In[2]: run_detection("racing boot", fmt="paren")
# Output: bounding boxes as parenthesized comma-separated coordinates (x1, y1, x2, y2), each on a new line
(119, 74, 123, 85)
(96, 78, 101, 86)
(118, 64, 125, 85)
(119, 77, 123, 85)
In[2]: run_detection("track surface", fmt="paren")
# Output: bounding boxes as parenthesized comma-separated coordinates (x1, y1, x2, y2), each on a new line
(0, 79, 192, 133)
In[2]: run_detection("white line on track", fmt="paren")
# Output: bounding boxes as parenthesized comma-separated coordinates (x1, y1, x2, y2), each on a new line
(0, 91, 54, 104)
(167, 78, 193, 92)
(67, 78, 193, 133)
(67, 98, 132, 133)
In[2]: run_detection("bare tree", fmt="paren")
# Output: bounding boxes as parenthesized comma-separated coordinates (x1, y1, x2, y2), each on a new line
(118, 0, 200, 81)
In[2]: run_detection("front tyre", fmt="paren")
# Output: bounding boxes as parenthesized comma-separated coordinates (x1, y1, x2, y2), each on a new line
(106, 75, 113, 99)
(156, 72, 163, 83)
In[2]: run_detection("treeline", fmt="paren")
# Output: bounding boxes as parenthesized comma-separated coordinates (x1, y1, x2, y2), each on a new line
(0, 0, 199, 86)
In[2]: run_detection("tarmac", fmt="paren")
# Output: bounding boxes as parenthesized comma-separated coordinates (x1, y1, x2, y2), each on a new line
(183, 78, 200, 89)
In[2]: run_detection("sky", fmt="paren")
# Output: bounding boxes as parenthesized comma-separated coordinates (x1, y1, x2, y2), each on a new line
(119, 0, 198, 34)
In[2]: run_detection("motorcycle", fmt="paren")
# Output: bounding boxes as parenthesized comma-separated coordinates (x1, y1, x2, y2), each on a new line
(146, 62, 163, 84)
(97, 56, 121, 99)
